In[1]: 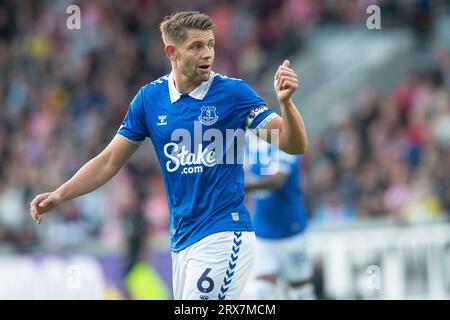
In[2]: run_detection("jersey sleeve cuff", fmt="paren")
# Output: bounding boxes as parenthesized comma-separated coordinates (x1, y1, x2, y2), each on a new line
(251, 112, 278, 132)
(117, 132, 144, 145)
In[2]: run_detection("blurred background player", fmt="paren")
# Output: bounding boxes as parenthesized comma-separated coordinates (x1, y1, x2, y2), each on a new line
(244, 132, 316, 300)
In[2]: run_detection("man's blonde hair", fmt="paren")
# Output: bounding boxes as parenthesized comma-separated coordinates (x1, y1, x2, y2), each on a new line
(159, 11, 215, 45)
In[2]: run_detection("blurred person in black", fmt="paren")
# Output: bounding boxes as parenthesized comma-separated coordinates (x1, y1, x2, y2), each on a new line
(122, 188, 148, 277)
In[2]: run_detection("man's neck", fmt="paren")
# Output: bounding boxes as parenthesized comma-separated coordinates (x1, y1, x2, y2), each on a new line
(172, 70, 201, 94)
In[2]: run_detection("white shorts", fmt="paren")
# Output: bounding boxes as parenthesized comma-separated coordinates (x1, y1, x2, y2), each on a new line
(252, 232, 313, 283)
(172, 231, 256, 300)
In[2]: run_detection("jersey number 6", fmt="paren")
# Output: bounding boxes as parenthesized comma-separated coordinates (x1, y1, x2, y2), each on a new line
(197, 268, 214, 293)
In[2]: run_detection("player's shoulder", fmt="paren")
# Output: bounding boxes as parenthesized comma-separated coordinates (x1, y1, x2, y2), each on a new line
(212, 72, 247, 88)
(141, 74, 170, 93)
(213, 73, 258, 99)
(213, 72, 242, 82)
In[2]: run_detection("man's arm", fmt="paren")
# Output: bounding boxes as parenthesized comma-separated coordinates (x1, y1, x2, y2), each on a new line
(30, 134, 139, 224)
(244, 172, 289, 193)
(259, 60, 308, 155)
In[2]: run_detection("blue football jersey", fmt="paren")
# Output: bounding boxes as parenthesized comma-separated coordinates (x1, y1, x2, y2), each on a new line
(118, 71, 277, 252)
(247, 138, 308, 239)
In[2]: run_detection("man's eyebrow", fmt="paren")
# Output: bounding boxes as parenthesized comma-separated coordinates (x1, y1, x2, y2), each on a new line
(189, 38, 215, 45)
(186, 40, 202, 46)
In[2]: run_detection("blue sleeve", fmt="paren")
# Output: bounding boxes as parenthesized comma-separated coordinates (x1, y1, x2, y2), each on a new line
(117, 88, 148, 144)
(234, 81, 278, 131)
(259, 146, 297, 175)
(276, 149, 299, 174)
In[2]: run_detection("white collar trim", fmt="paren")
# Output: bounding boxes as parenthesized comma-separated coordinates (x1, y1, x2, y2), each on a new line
(168, 71, 216, 103)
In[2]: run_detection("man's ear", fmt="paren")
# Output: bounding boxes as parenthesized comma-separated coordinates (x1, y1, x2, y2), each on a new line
(164, 45, 177, 61)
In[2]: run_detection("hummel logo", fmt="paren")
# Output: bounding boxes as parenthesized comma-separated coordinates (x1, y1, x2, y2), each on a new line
(157, 115, 167, 126)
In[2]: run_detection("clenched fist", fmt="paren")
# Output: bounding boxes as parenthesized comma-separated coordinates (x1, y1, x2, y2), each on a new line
(274, 60, 299, 103)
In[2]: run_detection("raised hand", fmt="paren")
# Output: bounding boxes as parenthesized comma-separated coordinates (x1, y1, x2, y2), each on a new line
(274, 60, 299, 103)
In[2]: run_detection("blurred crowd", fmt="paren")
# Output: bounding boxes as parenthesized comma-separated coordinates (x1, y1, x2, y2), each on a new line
(0, 0, 448, 253)
(304, 47, 450, 226)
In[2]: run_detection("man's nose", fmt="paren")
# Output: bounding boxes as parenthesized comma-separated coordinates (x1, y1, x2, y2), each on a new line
(201, 47, 213, 59)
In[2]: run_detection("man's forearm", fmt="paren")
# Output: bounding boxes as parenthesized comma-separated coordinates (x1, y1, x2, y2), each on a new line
(279, 99, 308, 154)
(29, 135, 137, 223)
(245, 173, 286, 192)
(54, 152, 121, 203)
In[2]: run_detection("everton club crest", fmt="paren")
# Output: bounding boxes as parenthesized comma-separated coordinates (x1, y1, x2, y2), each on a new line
(198, 106, 218, 126)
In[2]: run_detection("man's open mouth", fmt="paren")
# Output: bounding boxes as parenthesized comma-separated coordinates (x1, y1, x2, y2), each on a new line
(198, 64, 210, 70)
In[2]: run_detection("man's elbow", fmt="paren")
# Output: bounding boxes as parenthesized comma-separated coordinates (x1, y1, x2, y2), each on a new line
(272, 177, 286, 190)
(282, 140, 308, 155)
(98, 149, 122, 176)
(299, 140, 308, 154)
(297, 143, 308, 155)
(289, 145, 307, 155)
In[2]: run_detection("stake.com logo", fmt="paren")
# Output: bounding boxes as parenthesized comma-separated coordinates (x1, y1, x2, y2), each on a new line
(162, 122, 280, 175)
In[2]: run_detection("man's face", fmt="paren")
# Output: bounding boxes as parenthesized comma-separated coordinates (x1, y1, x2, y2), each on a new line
(174, 29, 215, 84)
